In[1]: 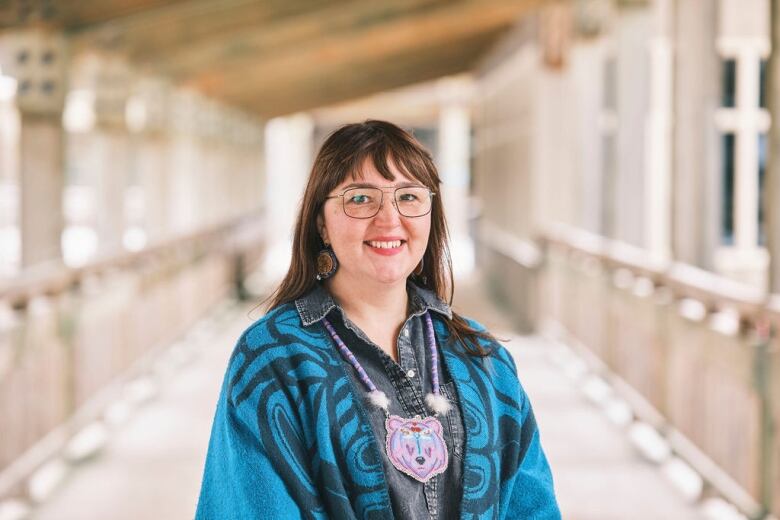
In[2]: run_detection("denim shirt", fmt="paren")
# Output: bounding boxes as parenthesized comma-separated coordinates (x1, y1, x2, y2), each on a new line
(294, 282, 465, 520)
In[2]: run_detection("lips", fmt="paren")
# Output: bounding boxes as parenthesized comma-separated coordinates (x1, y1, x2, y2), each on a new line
(364, 237, 406, 255)
(366, 239, 404, 249)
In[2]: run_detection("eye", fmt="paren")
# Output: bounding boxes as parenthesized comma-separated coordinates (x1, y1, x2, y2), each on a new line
(398, 193, 419, 202)
(348, 194, 371, 205)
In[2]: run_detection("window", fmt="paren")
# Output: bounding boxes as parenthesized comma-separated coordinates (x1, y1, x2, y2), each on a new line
(721, 133, 736, 245)
(758, 133, 767, 246)
(722, 58, 737, 108)
(715, 45, 770, 249)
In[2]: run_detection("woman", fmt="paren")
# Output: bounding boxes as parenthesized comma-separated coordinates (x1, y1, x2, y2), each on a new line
(195, 120, 560, 519)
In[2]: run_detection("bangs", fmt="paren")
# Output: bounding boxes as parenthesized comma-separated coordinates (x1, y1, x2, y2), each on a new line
(344, 138, 434, 189)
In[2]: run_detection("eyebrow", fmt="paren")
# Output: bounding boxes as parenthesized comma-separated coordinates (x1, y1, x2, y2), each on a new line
(341, 181, 422, 189)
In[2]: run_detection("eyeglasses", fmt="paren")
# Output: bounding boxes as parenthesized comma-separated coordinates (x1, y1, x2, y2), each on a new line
(325, 185, 435, 219)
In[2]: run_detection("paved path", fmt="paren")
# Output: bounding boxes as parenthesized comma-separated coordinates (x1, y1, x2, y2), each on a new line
(31, 273, 706, 520)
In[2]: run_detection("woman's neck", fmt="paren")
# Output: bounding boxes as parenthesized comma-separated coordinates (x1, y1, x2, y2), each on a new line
(327, 276, 409, 329)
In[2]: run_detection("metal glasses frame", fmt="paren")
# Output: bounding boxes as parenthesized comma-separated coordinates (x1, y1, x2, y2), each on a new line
(324, 185, 436, 219)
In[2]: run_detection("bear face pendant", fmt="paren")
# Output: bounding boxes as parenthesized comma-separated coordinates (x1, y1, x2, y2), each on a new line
(385, 414, 449, 483)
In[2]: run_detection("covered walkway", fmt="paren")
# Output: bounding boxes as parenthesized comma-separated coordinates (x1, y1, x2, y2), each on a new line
(1, 1, 780, 519)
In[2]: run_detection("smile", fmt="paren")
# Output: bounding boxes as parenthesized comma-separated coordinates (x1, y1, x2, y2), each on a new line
(364, 239, 406, 256)
(366, 240, 404, 249)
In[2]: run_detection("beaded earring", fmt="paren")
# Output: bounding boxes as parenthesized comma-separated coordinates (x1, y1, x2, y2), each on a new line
(315, 244, 338, 280)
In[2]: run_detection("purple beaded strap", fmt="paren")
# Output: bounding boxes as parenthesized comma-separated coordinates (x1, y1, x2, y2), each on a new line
(321, 317, 379, 393)
(423, 312, 441, 396)
(321, 311, 444, 399)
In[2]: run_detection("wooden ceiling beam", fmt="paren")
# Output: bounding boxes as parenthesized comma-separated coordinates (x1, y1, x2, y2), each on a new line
(69, 0, 349, 53)
(50, 0, 543, 117)
(139, 0, 444, 76)
(227, 30, 501, 117)
(184, 0, 538, 100)
(61, 0, 192, 29)
(140, 0, 444, 77)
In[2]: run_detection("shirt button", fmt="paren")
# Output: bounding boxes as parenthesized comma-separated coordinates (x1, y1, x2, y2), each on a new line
(403, 328, 410, 337)
(406, 369, 416, 378)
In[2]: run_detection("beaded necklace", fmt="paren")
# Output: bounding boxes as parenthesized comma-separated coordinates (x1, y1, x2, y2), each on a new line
(321, 311, 450, 483)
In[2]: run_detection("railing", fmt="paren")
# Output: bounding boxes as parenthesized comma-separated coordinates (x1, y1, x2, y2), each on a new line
(479, 220, 778, 519)
(0, 210, 265, 500)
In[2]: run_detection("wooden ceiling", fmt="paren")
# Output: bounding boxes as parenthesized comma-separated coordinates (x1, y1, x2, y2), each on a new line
(1, 0, 543, 118)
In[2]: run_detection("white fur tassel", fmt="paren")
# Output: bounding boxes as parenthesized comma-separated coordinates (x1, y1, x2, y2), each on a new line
(367, 390, 390, 411)
(425, 392, 452, 415)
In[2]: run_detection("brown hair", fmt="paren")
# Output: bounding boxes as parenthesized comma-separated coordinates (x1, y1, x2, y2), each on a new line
(266, 120, 492, 356)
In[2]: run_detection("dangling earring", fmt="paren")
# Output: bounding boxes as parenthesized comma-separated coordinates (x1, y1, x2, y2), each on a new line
(316, 244, 339, 280)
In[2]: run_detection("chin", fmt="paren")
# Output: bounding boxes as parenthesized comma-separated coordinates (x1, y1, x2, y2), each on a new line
(369, 269, 411, 286)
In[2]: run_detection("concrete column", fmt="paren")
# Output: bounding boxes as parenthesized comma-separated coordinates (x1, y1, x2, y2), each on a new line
(195, 138, 214, 228)
(264, 114, 313, 277)
(671, 0, 721, 269)
(644, 0, 674, 262)
(225, 116, 253, 221)
(570, 39, 608, 237)
(127, 77, 171, 245)
(241, 122, 265, 215)
(233, 116, 264, 219)
(536, 66, 577, 229)
(193, 98, 233, 229)
(168, 91, 199, 235)
(0, 74, 19, 275)
(0, 29, 68, 269)
(196, 100, 220, 228)
(437, 79, 474, 275)
(92, 131, 130, 253)
(168, 134, 196, 235)
(214, 111, 236, 225)
(252, 124, 266, 212)
(212, 138, 229, 225)
(71, 53, 133, 254)
(133, 134, 167, 244)
(614, 6, 652, 247)
(536, 3, 577, 230)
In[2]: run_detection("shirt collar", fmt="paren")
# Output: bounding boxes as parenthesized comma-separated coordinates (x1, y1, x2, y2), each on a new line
(294, 281, 453, 327)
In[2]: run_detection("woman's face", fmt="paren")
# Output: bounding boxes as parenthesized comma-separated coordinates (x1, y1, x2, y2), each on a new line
(319, 158, 432, 289)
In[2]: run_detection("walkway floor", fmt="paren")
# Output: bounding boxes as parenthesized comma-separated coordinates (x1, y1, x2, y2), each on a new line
(30, 272, 706, 520)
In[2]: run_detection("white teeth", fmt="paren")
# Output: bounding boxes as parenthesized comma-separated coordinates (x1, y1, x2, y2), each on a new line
(368, 240, 402, 249)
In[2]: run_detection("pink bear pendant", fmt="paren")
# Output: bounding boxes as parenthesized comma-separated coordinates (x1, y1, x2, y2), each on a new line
(384, 414, 449, 483)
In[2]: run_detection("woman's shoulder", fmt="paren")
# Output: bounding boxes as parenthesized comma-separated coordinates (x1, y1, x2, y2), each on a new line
(441, 315, 529, 410)
(232, 302, 322, 352)
(222, 302, 329, 398)
(442, 315, 519, 375)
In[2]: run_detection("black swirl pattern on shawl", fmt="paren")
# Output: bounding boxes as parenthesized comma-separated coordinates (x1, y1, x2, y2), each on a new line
(227, 304, 393, 520)
(433, 317, 529, 519)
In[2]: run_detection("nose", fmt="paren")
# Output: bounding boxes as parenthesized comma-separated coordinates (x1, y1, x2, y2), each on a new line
(415, 456, 426, 465)
(374, 194, 400, 222)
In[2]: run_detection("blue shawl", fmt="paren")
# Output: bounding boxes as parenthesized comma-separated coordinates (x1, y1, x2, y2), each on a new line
(195, 303, 561, 519)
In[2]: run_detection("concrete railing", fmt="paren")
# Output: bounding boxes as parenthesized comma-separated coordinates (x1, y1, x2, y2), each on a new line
(479, 220, 778, 519)
(0, 210, 265, 501)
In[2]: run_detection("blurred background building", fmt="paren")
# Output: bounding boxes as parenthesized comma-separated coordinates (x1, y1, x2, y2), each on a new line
(0, 0, 779, 519)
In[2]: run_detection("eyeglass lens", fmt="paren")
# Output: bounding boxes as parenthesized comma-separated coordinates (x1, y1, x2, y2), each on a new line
(342, 187, 432, 218)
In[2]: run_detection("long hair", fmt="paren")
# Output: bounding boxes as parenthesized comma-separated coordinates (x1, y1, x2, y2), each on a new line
(266, 120, 492, 356)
